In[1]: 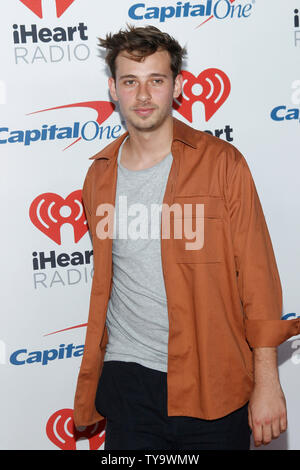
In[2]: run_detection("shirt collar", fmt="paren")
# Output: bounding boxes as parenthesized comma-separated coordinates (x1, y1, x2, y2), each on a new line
(89, 116, 198, 161)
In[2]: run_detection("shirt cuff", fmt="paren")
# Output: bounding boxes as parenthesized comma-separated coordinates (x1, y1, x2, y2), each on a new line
(245, 318, 300, 348)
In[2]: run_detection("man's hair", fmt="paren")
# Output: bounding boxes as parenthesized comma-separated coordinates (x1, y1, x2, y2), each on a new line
(98, 25, 186, 81)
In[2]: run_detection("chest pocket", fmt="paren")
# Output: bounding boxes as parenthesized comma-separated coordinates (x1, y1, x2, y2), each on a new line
(171, 195, 224, 264)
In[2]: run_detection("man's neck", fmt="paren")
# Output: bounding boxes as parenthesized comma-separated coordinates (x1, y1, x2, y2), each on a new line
(124, 115, 173, 167)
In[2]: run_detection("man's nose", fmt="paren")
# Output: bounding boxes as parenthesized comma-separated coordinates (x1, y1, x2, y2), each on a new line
(136, 82, 151, 102)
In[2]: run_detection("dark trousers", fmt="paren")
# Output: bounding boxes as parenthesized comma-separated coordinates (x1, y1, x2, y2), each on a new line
(95, 360, 251, 451)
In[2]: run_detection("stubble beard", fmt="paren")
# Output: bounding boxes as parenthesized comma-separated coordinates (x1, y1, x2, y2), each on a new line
(122, 104, 172, 133)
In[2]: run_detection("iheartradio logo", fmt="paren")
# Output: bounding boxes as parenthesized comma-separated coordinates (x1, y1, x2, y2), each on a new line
(46, 408, 106, 450)
(29, 190, 88, 244)
(173, 68, 231, 123)
(20, 0, 76, 18)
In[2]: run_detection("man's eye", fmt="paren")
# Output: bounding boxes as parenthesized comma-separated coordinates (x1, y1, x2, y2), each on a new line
(124, 80, 136, 86)
(153, 79, 163, 84)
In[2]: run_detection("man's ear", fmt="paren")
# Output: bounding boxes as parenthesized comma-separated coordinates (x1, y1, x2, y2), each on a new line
(173, 73, 183, 100)
(108, 77, 118, 102)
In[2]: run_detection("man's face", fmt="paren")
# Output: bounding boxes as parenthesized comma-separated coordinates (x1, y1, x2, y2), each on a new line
(108, 49, 183, 132)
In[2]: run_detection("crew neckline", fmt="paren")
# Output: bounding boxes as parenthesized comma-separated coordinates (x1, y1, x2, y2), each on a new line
(117, 136, 172, 173)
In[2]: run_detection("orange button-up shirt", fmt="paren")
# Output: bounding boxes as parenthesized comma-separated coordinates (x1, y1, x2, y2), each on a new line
(73, 117, 300, 427)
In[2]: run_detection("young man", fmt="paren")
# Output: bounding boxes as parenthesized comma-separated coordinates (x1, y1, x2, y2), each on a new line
(73, 25, 300, 450)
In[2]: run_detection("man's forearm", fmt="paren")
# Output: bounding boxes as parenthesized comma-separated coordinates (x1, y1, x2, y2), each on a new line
(253, 347, 280, 386)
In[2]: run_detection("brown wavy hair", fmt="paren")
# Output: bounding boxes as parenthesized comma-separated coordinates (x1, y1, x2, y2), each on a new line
(98, 24, 186, 81)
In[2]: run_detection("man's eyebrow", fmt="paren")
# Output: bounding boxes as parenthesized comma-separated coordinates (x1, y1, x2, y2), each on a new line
(119, 73, 169, 79)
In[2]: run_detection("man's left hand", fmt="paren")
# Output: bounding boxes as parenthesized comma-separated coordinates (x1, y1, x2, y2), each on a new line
(248, 383, 287, 447)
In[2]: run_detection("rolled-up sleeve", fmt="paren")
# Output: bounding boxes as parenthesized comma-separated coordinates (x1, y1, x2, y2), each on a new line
(226, 149, 300, 348)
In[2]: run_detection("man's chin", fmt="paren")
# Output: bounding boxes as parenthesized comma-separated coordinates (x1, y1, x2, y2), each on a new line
(128, 114, 167, 132)
(132, 122, 158, 132)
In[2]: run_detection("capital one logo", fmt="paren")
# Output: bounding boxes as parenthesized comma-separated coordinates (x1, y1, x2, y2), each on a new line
(173, 69, 231, 123)
(46, 409, 106, 450)
(20, 0, 76, 18)
(29, 190, 88, 244)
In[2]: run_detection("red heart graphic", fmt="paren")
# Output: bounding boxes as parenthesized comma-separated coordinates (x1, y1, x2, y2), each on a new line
(173, 69, 231, 122)
(29, 190, 88, 245)
(46, 409, 106, 450)
(19, 0, 76, 18)
(56, 0, 76, 18)
(20, 0, 43, 18)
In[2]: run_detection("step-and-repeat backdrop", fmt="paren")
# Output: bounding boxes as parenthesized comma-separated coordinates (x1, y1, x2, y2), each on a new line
(1, 0, 299, 450)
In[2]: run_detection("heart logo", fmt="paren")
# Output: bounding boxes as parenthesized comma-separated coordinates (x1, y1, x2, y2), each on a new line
(29, 190, 88, 245)
(56, 0, 76, 18)
(20, 0, 76, 18)
(46, 408, 106, 450)
(173, 69, 231, 122)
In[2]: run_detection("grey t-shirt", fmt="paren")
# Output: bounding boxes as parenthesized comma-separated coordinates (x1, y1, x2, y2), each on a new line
(103, 138, 173, 372)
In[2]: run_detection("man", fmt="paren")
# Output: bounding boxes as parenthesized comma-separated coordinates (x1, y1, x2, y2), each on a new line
(73, 25, 300, 450)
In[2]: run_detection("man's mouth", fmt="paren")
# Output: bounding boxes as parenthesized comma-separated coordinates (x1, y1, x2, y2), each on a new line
(132, 107, 156, 117)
